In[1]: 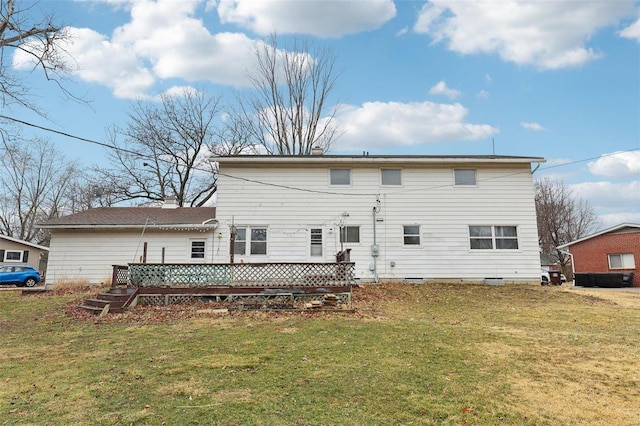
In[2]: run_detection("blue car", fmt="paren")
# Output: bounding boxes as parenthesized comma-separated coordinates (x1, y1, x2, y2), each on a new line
(0, 265, 41, 287)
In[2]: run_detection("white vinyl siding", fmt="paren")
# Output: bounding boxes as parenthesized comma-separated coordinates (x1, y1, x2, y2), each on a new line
(608, 253, 635, 269)
(46, 230, 215, 286)
(214, 161, 540, 281)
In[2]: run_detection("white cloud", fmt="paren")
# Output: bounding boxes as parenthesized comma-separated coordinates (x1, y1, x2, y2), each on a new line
(414, 1, 635, 70)
(571, 180, 640, 209)
(619, 17, 640, 41)
(429, 80, 462, 99)
(333, 100, 499, 151)
(13, 26, 156, 99)
(476, 90, 489, 99)
(587, 151, 640, 178)
(521, 121, 547, 131)
(217, 0, 396, 38)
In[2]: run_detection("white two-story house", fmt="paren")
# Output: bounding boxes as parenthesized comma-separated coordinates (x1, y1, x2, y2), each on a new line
(212, 153, 545, 284)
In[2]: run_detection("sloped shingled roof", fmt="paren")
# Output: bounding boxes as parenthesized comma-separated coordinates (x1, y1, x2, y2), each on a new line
(38, 207, 217, 229)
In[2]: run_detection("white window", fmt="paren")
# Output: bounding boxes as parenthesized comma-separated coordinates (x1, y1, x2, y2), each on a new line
(310, 228, 323, 256)
(330, 168, 351, 185)
(403, 225, 420, 245)
(233, 228, 246, 255)
(608, 253, 635, 269)
(469, 226, 518, 250)
(233, 227, 268, 255)
(250, 228, 268, 255)
(340, 226, 360, 243)
(455, 169, 477, 186)
(4, 250, 23, 262)
(190, 240, 205, 260)
(381, 168, 402, 185)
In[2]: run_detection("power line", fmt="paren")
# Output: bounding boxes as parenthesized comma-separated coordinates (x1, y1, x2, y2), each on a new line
(2, 113, 638, 198)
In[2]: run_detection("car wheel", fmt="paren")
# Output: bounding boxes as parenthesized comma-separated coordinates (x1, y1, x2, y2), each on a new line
(24, 278, 37, 287)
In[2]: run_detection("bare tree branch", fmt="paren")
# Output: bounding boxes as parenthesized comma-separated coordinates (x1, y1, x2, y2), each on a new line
(234, 33, 343, 155)
(535, 177, 600, 278)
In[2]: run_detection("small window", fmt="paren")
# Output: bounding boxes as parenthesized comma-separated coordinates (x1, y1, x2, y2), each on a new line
(190, 240, 205, 260)
(608, 253, 635, 269)
(4, 250, 23, 262)
(233, 227, 246, 255)
(330, 168, 351, 185)
(340, 226, 360, 243)
(250, 228, 267, 255)
(403, 225, 420, 245)
(455, 169, 477, 186)
(310, 228, 323, 256)
(381, 169, 402, 185)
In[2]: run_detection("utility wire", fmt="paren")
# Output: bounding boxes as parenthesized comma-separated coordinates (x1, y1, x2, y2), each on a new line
(2, 113, 638, 198)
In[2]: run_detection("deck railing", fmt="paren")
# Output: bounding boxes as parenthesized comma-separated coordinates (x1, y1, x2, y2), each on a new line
(117, 262, 356, 288)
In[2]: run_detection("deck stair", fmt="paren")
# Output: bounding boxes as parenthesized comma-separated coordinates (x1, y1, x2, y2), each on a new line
(79, 287, 138, 315)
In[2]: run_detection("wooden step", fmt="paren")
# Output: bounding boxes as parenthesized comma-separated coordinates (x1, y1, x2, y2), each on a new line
(83, 298, 126, 309)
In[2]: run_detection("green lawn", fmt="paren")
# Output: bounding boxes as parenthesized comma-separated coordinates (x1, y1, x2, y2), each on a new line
(1, 283, 639, 425)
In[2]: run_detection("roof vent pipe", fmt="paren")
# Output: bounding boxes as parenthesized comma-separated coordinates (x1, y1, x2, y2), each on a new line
(312, 146, 324, 156)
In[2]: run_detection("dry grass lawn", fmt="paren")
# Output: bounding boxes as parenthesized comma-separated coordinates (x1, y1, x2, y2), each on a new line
(0, 282, 638, 425)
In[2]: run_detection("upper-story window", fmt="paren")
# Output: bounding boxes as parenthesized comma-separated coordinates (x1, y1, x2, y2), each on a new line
(381, 168, 402, 185)
(454, 169, 477, 186)
(330, 168, 351, 185)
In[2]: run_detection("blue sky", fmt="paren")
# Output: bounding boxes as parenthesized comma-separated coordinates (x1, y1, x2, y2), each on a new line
(6, 0, 640, 230)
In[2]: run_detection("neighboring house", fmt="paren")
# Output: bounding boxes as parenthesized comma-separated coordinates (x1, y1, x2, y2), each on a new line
(558, 223, 640, 287)
(37, 202, 217, 286)
(0, 234, 49, 272)
(212, 154, 545, 283)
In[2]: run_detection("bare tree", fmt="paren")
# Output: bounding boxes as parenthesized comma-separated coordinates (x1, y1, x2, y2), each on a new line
(0, 0, 74, 114)
(97, 88, 251, 207)
(535, 177, 600, 278)
(235, 33, 342, 155)
(0, 136, 80, 244)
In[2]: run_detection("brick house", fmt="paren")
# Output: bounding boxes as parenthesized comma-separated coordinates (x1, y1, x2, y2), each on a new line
(558, 223, 640, 287)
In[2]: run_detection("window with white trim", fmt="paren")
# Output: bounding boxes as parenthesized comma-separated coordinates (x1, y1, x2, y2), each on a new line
(4, 250, 23, 262)
(608, 253, 635, 269)
(250, 228, 268, 255)
(233, 228, 246, 255)
(190, 240, 206, 260)
(340, 226, 360, 243)
(455, 169, 477, 186)
(310, 228, 323, 256)
(381, 168, 402, 185)
(469, 226, 518, 250)
(403, 225, 420, 245)
(330, 168, 351, 185)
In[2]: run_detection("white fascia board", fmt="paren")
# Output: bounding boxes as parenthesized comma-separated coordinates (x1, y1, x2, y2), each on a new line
(0, 234, 49, 251)
(215, 155, 546, 166)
